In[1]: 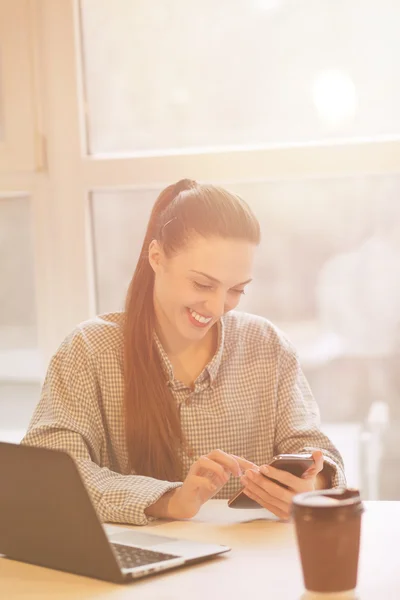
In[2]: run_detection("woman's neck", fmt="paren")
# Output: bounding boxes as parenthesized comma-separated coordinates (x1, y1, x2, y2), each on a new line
(154, 308, 218, 386)
(155, 316, 215, 360)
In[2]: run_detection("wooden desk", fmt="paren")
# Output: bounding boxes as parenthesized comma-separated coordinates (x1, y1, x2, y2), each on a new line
(0, 501, 399, 599)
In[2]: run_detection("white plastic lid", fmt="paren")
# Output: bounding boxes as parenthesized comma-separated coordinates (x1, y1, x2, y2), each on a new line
(302, 496, 341, 507)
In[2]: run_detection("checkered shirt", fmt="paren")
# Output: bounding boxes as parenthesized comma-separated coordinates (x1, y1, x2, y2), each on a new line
(22, 311, 346, 525)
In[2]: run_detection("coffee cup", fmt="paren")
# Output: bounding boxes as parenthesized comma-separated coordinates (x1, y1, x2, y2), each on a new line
(292, 488, 364, 594)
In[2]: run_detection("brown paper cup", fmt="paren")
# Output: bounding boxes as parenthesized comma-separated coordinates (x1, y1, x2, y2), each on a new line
(292, 488, 364, 594)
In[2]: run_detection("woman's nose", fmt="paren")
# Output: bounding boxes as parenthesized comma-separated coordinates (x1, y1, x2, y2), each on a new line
(204, 292, 226, 319)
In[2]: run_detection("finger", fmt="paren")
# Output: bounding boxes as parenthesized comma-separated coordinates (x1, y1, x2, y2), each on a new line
(312, 450, 324, 473)
(244, 470, 295, 505)
(230, 454, 259, 472)
(191, 457, 229, 486)
(254, 466, 305, 496)
(258, 466, 308, 494)
(259, 464, 311, 492)
(207, 449, 242, 476)
(198, 470, 229, 487)
(302, 451, 324, 478)
(241, 475, 291, 514)
(198, 465, 230, 487)
(242, 487, 289, 520)
(188, 474, 218, 495)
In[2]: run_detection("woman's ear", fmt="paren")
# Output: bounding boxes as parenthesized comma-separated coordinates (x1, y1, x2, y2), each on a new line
(148, 240, 164, 273)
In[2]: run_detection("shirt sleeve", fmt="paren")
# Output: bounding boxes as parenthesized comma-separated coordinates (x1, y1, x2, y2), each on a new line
(274, 345, 347, 488)
(21, 339, 182, 526)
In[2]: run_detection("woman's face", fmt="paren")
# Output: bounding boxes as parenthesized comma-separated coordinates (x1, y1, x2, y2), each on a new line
(149, 234, 256, 345)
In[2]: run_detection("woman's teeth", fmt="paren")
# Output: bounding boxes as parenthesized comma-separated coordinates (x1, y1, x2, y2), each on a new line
(189, 309, 212, 324)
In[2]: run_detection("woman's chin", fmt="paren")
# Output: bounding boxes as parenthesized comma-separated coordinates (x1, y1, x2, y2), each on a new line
(182, 325, 208, 340)
(179, 319, 210, 340)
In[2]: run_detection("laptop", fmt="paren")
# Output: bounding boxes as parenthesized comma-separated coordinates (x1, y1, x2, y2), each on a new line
(0, 442, 230, 583)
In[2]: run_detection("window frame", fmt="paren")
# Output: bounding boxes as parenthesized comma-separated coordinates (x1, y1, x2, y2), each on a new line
(1, 0, 400, 368)
(0, 0, 40, 172)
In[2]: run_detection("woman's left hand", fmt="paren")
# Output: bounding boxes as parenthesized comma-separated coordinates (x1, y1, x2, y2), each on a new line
(240, 450, 325, 520)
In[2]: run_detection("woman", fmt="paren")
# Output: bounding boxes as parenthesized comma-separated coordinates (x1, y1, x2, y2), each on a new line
(22, 179, 345, 526)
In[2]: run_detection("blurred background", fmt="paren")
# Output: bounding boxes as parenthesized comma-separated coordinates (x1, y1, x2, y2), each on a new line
(1, 0, 399, 499)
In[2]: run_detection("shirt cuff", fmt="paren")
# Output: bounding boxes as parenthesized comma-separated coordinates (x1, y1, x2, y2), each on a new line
(141, 481, 183, 524)
(322, 455, 347, 488)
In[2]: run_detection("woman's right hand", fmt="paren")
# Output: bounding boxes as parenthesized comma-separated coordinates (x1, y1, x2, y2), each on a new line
(166, 450, 256, 520)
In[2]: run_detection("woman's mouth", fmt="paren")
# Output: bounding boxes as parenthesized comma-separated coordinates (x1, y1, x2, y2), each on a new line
(186, 308, 213, 328)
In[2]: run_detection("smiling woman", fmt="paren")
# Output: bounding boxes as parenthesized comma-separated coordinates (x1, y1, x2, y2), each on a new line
(150, 234, 256, 345)
(124, 180, 260, 481)
(22, 179, 346, 525)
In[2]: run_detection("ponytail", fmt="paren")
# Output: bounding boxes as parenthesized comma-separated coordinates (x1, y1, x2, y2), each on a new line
(123, 180, 196, 481)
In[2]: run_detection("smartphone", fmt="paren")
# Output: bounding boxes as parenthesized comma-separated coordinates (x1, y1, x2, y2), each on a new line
(227, 453, 314, 509)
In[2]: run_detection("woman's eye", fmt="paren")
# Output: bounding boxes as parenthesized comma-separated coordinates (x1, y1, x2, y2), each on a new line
(232, 289, 245, 295)
(193, 281, 213, 291)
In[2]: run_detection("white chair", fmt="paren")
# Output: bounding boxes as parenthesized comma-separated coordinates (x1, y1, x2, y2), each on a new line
(321, 401, 389, 500)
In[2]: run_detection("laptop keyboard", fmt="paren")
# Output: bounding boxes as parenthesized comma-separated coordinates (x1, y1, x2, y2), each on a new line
(112, 543, 179, 570)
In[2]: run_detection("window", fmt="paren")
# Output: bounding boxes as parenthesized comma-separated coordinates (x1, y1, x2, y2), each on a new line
(90, 189, 155, 313)
(80, 0, 400, 155)
(0, 195, 41, 434)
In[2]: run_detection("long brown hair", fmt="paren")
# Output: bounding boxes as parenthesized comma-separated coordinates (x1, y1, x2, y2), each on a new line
(123, 179, 260, 481)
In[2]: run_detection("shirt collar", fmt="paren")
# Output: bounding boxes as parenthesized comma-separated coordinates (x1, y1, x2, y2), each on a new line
(205, 318, 224, 384)
(153, 318, 225, 388)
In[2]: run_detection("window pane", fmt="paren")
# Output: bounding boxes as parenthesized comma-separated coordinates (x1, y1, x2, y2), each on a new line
(91, 175, 400, 498)
(90, 189, 155, 314)
(0, 50, 4, 141)
(80, 0, 400, 154)
(0, 195, 41, 438)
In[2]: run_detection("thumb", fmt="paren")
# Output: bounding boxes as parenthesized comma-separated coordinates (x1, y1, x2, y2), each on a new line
(302, 450, 324, 478)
